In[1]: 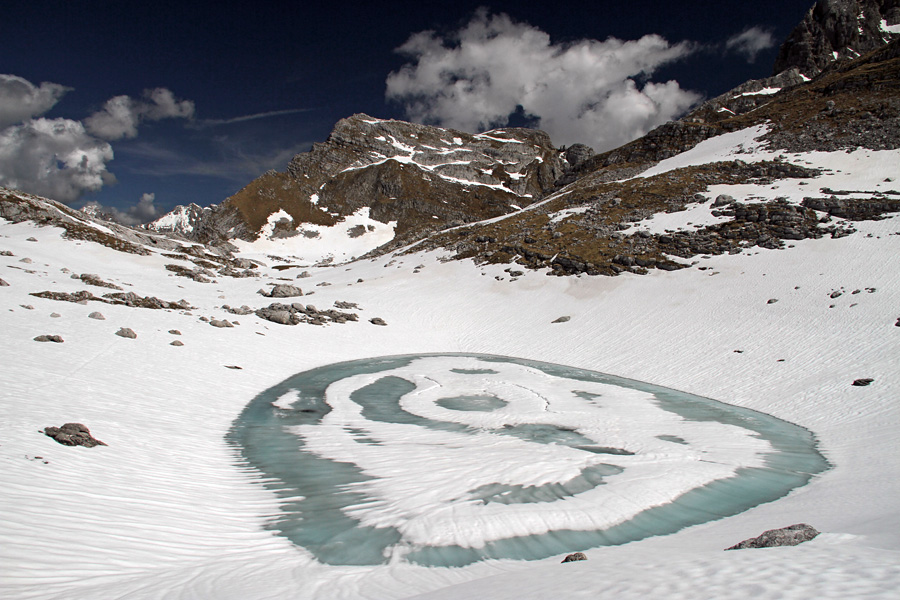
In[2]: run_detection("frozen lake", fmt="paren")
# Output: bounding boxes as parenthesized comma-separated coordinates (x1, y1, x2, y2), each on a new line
(229, 354, 828, 567)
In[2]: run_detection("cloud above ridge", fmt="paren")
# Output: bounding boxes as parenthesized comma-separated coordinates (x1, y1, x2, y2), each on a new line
(83, 192, 159, 226)
(0, 74, 71, 129)
(0, 117, 114, 202)
(0, 76, 195, 203)
(85, 88, 195, 140)
(386, 10, 701, 151)
(725, 26, 777, 63)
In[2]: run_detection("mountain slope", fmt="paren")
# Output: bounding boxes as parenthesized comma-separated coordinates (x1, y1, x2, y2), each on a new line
(148, 115, 565, 264)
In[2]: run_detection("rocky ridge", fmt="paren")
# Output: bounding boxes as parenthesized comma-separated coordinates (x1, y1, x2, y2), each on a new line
(149, 115, 567, 255)
(144, 3, 899, 267)
(6, 3, 900, 283)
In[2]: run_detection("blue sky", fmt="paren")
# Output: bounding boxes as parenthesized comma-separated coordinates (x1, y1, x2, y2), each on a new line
(1, 0, 815, 222)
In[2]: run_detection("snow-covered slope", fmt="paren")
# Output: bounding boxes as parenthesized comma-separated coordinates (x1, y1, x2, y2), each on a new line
(2, 108, 899, 599)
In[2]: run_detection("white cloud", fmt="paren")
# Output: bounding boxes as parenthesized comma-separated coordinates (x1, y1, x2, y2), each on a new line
(0, 117, 114, 202)
(725, 26, 777, 63)
(85, 88, 195, 140)
(386, 10, 700, 151)
(83, 192, 159, 226)
(0, 74, 71, 128)
(0, 77, 196, 204)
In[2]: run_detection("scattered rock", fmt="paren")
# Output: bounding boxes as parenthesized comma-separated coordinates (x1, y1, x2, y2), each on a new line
(0, 250, 13, 256)
(43, 423, 106, 447)
(552, 316, 571, 323)
(334, 300, 359, 309)
(260, 283, 303, 298)
(20, 257, 32, 263)
(767, 298, 779, 304)
(169, 329, 181, 335)
(257, 307, 296, 325)
(34, 334, 64, 343)
(225, 365, 242, 370)
(829, 291, 843, 298)
(170, 340, 184, 346)
(50, 312, 61, 318)
(0, 278, 8, 286)
(369, 317, 388, 326)
(725, 524, 819, 550)
(21, 304, 34, 310)
(30, 290, 194, 310)
(222, 304, 254, 315)
(165, 263, 214, 282)
(561, 552, 588, 563)
(26, 236, 38, 242)
(255, 302, 359, 326)
(77, 273, 122, 290)
(115, 327, 137, 339)
(852, 378, 874, 386)
(712, 194, 736, 207)
(88, 311, 105, 320)
(210, 319, 234, 328)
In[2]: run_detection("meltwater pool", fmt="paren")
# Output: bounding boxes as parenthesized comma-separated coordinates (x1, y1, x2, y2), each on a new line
(228, 354, 828, 567)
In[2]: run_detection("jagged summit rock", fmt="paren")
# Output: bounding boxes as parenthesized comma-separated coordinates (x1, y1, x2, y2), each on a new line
(773, 0, 900, 77)
(149, 113, 566, 255)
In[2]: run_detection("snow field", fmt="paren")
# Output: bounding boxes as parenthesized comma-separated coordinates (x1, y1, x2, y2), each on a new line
(1, 131, 899, 598)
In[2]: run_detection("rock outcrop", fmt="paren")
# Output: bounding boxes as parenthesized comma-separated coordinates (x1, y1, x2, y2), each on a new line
(256, 302, 359, 326)
(725, 523, 820, 550)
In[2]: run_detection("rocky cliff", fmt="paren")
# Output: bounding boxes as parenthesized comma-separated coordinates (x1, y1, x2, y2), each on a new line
(773, 0, 900, 76)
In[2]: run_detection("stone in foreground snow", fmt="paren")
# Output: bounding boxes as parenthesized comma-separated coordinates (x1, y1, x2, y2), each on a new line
(43, 423, 107, 448)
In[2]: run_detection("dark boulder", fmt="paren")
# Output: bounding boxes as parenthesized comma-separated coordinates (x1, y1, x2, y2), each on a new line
(43, 423, 107, 448)
(561, 552, 588, 563)
(34, 334, 64, 343)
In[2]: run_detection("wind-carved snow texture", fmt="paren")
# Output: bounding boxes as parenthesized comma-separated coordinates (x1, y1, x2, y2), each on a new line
(229, 354, 828, 567)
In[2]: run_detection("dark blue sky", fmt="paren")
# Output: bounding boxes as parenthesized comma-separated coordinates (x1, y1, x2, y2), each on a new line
(3, 0, 815, 218)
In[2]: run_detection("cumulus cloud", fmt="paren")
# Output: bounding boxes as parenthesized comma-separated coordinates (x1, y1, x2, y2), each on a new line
(83, 192, 159, 226)
(85, 88, 195, 140)
(725, 26, 777, 63)
(0, 75, 196, 204)
(0, 117, 114, 202)
(386, 10, 700, 151)
(0, 74, 71, 128)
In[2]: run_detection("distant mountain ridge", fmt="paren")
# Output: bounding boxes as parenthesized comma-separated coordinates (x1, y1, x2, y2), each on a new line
(146, 116, 566, 255)
(143, 1, 900, 264)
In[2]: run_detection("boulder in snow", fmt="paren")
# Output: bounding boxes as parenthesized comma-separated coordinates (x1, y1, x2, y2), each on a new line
(561, 552, 588, 563)
(725, 523, 819, 550)
(43, 423, 106, 448)
(34, 334, 63, 343)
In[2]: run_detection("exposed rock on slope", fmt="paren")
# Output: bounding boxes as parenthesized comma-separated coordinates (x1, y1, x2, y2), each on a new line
(411, 39, 900, 276)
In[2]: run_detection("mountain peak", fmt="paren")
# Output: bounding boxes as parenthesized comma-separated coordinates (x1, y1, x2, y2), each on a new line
(773, 0, 900, 76)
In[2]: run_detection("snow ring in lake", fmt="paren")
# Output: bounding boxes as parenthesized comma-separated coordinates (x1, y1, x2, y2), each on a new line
(229, 354, 828, 567)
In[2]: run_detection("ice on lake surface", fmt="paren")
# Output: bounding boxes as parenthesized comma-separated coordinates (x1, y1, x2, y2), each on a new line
(229, 354, 828, 567)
